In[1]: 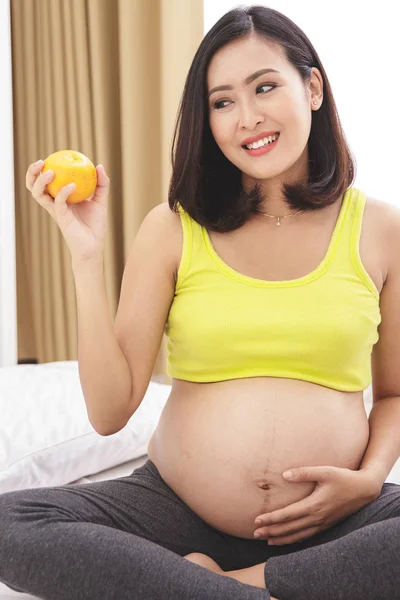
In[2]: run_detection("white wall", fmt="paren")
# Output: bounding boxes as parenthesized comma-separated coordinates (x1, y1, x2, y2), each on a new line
(0, 0, 17, 367)
(204, 0, 399, 208)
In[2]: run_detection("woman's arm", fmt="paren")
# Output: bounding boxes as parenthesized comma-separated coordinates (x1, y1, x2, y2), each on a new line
(360, 202, 400, 490)
(359, 395, 400, 489)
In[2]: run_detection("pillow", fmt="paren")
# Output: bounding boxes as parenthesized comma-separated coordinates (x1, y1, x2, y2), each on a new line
(0, 361, 170, 494)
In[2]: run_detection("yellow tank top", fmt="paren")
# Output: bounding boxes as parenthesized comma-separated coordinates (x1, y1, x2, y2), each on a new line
(165, 187, 381, 392)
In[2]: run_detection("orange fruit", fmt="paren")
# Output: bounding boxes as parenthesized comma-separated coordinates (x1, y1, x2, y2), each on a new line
(42, 150, 97, 204)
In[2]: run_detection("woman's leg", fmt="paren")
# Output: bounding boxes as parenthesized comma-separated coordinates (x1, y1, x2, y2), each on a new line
(185, 553, 270, 589)
(0, 459, 270, 600)
(262, 482, 400, 600)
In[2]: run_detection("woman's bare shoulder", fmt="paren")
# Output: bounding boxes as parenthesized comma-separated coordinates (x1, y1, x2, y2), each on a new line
(365, 194, 400, 280)
(151, 202, 183, 284)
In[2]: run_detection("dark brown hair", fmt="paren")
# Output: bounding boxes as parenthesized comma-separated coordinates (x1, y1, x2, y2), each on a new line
(168, 4, 356, 233)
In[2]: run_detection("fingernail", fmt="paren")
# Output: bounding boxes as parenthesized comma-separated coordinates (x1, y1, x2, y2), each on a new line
(68, 183, 76, 190)
(35, 159, 44, 167)
(268, 540, 275, 545)
(46, 170, 54, 176)
(255, 519, 262, 526)
(254, 532, 261, 539)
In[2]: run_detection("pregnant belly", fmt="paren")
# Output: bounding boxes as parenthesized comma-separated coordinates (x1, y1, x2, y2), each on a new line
(148, 377, 370, 539)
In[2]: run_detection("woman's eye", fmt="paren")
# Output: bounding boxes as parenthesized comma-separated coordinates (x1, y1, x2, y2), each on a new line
(211, 84, 276, 111)
(257, 84, 276, 95)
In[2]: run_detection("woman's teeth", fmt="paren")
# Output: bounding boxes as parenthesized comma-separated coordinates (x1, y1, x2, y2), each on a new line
(245, 133, 279, 150)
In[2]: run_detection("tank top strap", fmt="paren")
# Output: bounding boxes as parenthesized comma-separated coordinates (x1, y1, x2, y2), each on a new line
(175, 202, 209, 291)
(328, 186, 359, 265)
(175, 203, 192, 292)
(328, 187, 379, 299)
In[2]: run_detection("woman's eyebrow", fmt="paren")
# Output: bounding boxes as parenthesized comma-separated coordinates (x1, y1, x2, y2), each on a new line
(207, 68, 281, 99)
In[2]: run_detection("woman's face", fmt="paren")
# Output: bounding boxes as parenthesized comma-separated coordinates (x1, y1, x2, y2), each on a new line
(206, 34, 323, 188)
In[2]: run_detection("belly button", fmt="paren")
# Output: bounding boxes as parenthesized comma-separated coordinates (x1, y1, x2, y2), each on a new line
(258, 481, 271, 490)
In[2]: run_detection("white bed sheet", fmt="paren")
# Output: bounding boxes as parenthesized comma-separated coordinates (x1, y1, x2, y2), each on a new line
(0, 455, 149, 599)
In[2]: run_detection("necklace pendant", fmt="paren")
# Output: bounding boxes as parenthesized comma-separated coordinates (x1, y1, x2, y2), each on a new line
(276, 218, 281, 226)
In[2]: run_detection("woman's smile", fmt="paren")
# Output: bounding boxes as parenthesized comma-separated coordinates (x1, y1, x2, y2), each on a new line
(242, 132, 281, 156)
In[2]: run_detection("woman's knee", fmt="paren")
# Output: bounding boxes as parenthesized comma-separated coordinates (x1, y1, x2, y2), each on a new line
(0, 491, 29, 567)
(0, 487, 67, 538)
(0, 490, 27, 527)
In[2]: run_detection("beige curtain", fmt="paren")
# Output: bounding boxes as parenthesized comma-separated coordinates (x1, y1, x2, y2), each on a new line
(10, 0, 203, 384)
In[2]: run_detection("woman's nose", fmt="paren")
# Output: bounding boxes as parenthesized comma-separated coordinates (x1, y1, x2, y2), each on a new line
(238, 107, 264, 130)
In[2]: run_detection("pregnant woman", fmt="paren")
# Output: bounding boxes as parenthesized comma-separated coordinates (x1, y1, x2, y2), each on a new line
(1, 5, 399, 600)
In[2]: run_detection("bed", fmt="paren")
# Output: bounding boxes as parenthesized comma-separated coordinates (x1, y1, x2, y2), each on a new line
(1, 361, 399, 599)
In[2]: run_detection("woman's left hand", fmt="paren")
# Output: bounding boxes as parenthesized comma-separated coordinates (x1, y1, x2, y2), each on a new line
(253, 466, 381, 545)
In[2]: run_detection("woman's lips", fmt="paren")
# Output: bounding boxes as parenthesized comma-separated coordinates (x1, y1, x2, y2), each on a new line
(242, 134, 280, 156)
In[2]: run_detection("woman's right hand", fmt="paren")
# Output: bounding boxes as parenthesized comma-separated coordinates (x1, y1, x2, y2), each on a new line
(25, 160, 110, 264)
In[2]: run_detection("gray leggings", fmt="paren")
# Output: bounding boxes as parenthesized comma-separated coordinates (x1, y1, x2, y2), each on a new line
(0, 458, 399, 600)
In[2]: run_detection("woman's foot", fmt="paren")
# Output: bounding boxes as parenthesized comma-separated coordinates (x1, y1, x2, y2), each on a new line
(183, 552, 225, 575)
(183, 552, 279, 597)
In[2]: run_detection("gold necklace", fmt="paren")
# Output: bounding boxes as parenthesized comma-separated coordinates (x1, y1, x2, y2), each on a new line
(260, 209, 303, 226)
